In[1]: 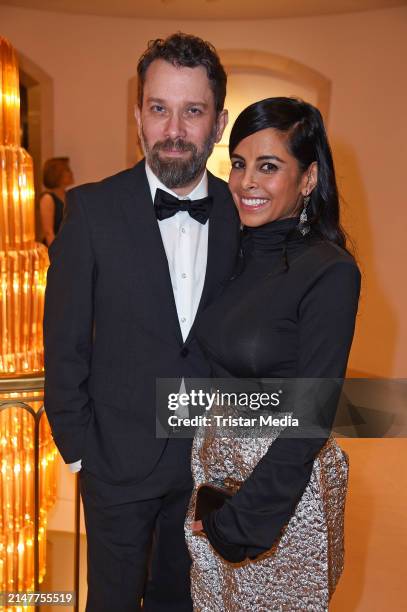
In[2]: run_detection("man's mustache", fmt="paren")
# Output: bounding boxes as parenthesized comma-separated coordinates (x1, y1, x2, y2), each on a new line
(153, 139, 197, 154)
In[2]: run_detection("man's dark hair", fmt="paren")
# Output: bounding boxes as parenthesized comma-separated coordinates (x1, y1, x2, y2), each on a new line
(137, 32, 227, 113)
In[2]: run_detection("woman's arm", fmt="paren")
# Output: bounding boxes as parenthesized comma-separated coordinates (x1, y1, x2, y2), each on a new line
(201, 259, 361, 562)
(39, 193, 56, 246)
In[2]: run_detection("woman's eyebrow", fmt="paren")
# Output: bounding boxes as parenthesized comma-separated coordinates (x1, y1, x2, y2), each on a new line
(230, 153, 286, 164)
(256, 155, 286, 164)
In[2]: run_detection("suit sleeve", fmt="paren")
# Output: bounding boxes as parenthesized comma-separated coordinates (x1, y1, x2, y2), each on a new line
(203, 260, 361, 562)
(43, 188, 95, 463)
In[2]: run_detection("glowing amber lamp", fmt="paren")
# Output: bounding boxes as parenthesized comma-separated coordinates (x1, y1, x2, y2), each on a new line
(0, 36, 49, 375)
(1, 37, 57, 608)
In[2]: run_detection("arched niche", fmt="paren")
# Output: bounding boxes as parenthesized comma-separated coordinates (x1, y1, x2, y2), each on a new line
(17, 52, 54, 239)
(209, 50, 331, 180)
(220, 50, 331, 121)
(126, 49, 331, 176)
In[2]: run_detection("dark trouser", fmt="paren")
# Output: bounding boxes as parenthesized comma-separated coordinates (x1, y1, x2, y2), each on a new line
(79, 438, 194, 612)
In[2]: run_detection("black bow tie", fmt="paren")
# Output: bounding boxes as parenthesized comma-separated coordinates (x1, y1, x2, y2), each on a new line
(154, 188, 213, 224)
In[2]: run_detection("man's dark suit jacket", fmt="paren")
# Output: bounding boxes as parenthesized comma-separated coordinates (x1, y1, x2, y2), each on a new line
(43, 160, 240, 484)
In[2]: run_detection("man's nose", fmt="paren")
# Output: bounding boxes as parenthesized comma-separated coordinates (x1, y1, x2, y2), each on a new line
(164, 112, 187, 141)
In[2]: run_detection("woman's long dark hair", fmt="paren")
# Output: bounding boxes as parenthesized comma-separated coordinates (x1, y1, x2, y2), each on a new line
(229, 97, 347, 249)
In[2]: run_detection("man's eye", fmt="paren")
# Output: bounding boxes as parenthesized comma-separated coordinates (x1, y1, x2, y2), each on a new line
(151, 105, 165, 113)
(260, 162, 278, 172)
(188, 107, 202, 115)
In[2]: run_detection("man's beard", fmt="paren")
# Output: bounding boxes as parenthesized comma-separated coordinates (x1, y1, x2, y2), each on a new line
(141, 126, 217, 189)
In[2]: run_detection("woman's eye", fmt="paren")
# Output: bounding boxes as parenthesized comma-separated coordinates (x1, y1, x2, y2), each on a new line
(231, 160, 244, 170)
(260, 162, 278, 172)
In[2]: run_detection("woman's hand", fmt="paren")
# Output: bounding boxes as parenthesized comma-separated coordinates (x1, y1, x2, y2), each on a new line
(191, 520, 203, 533)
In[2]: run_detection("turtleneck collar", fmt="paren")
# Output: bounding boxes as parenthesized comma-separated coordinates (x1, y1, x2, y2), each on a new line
(242, 217, 305, 256)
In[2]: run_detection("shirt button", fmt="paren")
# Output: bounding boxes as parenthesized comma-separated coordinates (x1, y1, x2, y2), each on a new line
(181, 317, 186, 323)
(181, 227, 186, 234)
(181, 273, 187, 279)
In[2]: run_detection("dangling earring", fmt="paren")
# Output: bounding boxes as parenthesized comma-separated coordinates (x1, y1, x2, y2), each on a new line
(298, 193, 310, 236)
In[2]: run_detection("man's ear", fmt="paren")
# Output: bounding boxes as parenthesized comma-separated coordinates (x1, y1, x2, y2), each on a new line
(134, 105, 142, 138)
(215, 109, 228, 143)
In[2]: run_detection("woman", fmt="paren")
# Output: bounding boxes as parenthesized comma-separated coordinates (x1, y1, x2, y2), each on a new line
(186, 97, 360, 610)
(39, 157, 74, 246)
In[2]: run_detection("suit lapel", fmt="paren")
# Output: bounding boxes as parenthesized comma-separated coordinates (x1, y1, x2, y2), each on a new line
(118, 160, 183, 345)
(185, 171, 240, 344)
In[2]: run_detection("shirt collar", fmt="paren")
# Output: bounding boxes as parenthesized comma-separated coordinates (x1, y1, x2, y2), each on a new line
(145, 161, 208, 202)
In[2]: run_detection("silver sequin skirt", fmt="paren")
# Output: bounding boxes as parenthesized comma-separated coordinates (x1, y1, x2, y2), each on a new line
(185, 415, 348, 611)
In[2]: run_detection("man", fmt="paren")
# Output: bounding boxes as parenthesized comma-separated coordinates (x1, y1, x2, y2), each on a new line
(44, 33, 240, 611)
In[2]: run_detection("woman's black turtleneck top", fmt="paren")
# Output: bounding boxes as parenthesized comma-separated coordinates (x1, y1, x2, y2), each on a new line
(196, 217, 361, 563)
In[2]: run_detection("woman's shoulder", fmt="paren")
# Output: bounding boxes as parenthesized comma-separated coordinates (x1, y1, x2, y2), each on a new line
(39, 191, 55, 202)
(40, 191, 63, 207)
(291, 237, 360, 293)
(305, 237, 358, 269)
(305, 240, 361, 302)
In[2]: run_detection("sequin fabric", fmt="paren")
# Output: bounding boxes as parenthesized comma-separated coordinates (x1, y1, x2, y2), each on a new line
(185, 412, 348, 611)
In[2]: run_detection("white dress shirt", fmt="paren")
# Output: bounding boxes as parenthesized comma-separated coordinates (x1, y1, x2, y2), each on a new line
(145, 162, 209, 340)
(68, 163, 209, 473)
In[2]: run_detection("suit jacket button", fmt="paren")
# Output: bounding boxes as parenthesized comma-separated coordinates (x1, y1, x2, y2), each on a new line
(180, 347, 189, 358)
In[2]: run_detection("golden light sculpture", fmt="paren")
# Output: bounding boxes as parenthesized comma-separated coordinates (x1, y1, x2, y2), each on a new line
(0, 38, 49, 376)
(0, 37, 58, 607)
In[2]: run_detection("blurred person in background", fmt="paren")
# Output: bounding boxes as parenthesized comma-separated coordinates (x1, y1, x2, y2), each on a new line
(39, 156, 74, 246)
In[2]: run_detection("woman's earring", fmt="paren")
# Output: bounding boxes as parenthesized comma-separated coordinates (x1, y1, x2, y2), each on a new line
(298, 194, 310, 236)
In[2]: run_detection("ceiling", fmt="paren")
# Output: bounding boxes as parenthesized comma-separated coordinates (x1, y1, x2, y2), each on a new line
(1, 0, 406, 21)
